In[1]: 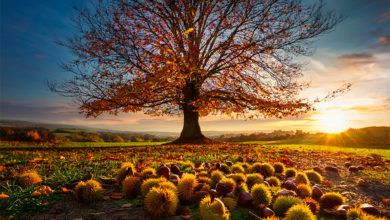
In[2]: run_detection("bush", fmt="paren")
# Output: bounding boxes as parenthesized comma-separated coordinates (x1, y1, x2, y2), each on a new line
(320, 192, 345, 209)
(145, 187, 178, 217)
(284, 204, 316, 220)
(273, 196, 303, 217)
(251, 184, 272, 206)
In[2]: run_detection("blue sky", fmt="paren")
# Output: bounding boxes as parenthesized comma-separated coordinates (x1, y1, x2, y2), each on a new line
(1, 0, 389, 132)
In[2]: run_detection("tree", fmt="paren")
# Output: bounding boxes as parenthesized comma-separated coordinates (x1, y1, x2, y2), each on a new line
(50, 0, 343, 144)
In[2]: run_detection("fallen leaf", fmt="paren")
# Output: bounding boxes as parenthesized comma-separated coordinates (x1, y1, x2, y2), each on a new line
(383, 199, 390, 207)
(61, 187, 71, 193)
(109, 192, 123, 199)
(181, 214, 194, 219)
(0, 193, 9, 198)
(121, 203, 132, 208)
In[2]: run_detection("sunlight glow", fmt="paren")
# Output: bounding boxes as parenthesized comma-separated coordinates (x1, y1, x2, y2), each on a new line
(316, 111, 348, 133)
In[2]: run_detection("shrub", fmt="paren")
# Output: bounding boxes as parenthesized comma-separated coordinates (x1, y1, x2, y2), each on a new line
(74, 180, 103, 203)
(297, 184, 312, 198)
(177, 174, 197, 202)
(145, 187, 178, 217)
(304, 170, 323, 184)
(295, 172, 309, 185)
(284, 204, 316, 220)
(273, 162, 285, 174)
(122, 176, 141, 198)
(251, 184, 272, 206)
(273, 196, 303, 217)
(266, 177, 281, 187)
(116, 162, 135, 184)
(246, 173, 263, 189)
(199, 196, 229, 220)
(285, 168, 297, 178)
(320, 192, 345, 209)
(18, 171, 42, 188)
(141, 177, 166, 196)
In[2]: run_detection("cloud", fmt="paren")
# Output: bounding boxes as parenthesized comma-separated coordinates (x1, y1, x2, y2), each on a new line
(338, 52, 374, 60)
(377, 11, 390, 23)
(367, 27, 385, 37)
(337, 52, 377, 67)
(376, 35, 390, 46)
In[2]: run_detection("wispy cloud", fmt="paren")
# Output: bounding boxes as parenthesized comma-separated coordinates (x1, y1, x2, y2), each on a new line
(375, 35, 390, 46)
(377, 11, 390, 23)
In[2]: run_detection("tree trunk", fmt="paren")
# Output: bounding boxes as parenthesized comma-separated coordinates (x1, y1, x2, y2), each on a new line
(169, 83, 219, 145)
(179, 103, 204, 140)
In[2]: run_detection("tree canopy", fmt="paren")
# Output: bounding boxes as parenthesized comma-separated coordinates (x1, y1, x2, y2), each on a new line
(50, 0, 344, 143)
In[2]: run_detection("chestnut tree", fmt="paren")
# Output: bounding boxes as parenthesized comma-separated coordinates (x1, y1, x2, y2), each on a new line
(50, 0, 343, 143)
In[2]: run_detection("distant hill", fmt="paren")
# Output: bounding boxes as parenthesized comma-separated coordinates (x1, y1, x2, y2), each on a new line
(0, 119, 258, 138)
(238, 127, 390, 148)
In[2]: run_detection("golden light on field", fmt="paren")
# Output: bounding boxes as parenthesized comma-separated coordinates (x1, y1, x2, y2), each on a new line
(314, 110, 349, 133)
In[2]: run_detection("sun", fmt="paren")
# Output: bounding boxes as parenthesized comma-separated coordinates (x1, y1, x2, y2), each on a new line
(316, 111, 348, 133)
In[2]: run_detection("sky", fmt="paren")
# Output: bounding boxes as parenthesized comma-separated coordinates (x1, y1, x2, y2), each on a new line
(1, 0, 390, 133)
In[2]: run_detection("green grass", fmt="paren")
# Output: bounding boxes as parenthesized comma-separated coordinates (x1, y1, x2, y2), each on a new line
(241, 141, 390, 160)
(0, 141, 167, 149)
(361, 169, 390, 185)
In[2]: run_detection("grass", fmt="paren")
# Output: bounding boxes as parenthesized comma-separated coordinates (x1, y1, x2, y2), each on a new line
(242, 141, 390, 160)
(361, 169, 390, 185)
(0, 143, 388, 218)
(0, 141, 167, 149)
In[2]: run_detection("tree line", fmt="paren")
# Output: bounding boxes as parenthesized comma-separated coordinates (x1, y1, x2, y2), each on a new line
(0, 127, 174, 143)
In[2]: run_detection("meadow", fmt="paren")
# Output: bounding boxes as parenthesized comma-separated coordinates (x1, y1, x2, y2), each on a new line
(0, 142, 389, 219)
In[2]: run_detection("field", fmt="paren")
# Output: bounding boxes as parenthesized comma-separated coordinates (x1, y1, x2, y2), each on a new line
(1, 143, 389, 219)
